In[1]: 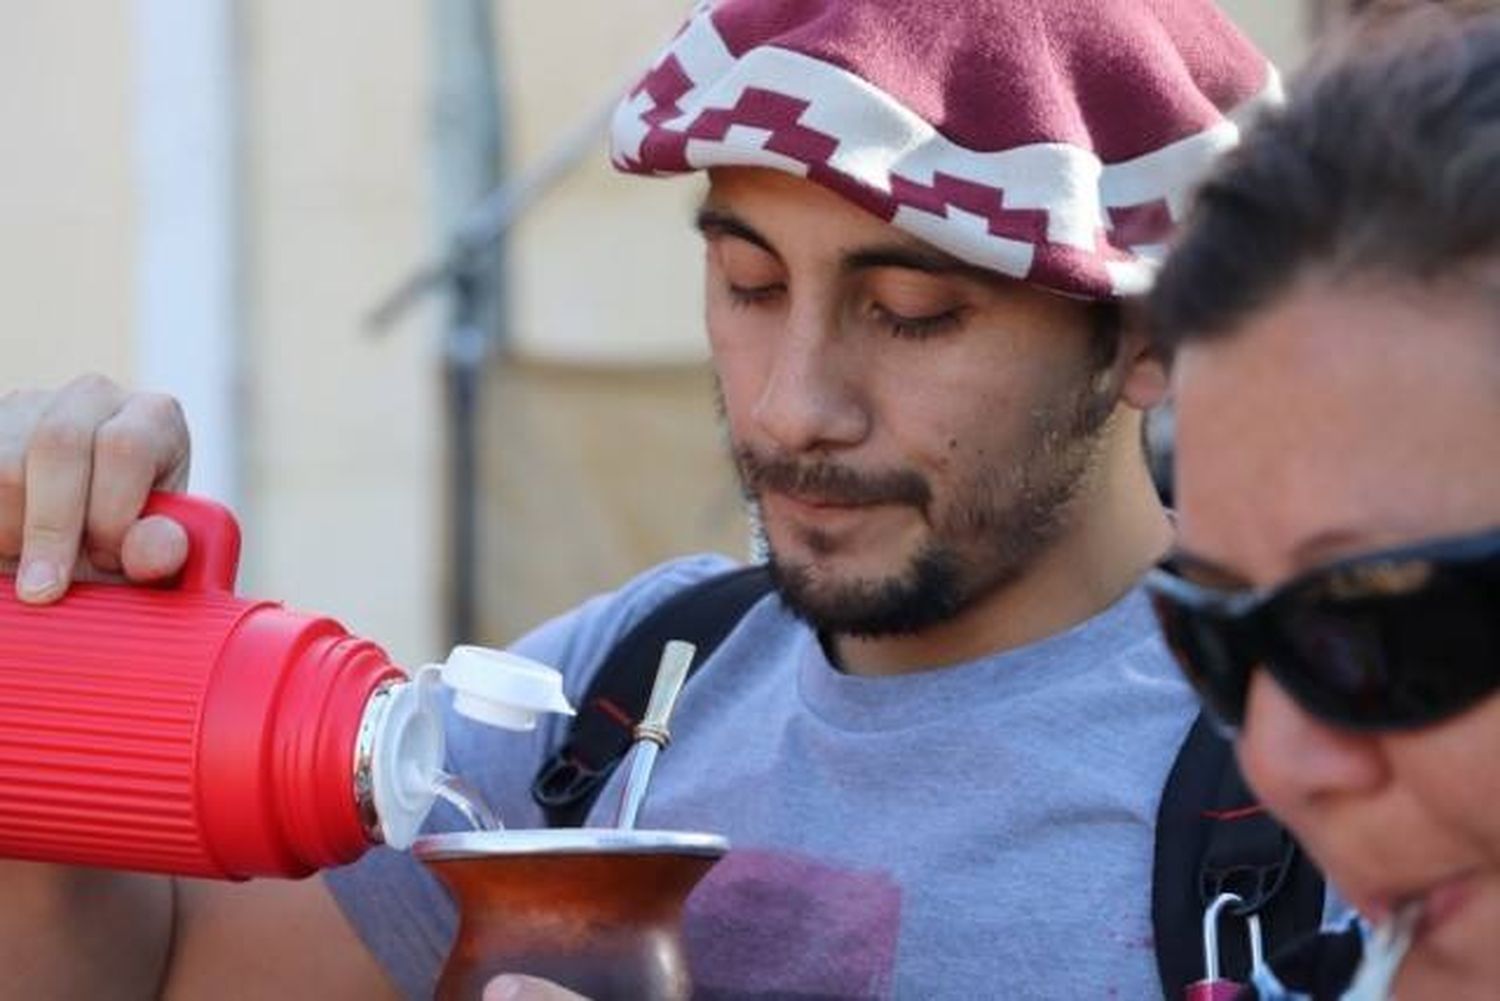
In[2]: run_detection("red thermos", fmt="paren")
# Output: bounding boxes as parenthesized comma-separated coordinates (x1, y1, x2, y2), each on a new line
(0, 493, 571, 880)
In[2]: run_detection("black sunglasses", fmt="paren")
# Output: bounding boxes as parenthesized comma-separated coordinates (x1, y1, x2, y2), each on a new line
(1144, 526, 1500, 733)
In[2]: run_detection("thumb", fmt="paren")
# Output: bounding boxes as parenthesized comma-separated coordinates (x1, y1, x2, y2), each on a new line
(483, 974, 592, 1001)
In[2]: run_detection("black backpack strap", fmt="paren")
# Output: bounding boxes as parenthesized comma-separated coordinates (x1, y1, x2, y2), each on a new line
(531, 564, 775, 828)
(1152, 712, 1328, 996)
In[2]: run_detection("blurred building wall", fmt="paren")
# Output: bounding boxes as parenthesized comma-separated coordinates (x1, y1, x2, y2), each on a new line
(500, 0, 713, 367)
(476, 0, 745, 643)
(1, 8, 134, 385)
(1220, 0, 1313, 69)
(3, 1, 1317, 659)
(240, 1, 441, 664)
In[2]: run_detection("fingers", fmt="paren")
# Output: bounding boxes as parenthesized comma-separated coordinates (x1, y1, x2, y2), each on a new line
(1, 375, 193, 604)
(484, 975, 592, 1001)
(85, 393, 191, 573)
(19, 376, 128, 601)
(0, 390, 51, 562)
(119, 515, 189, 584)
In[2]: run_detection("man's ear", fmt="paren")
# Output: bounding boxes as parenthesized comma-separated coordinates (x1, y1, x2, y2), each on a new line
(1115, 299, 1170, 411)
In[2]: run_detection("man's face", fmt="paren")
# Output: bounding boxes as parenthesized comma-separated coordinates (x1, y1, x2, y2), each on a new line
(1172, 277, 1500, 998)
(701, 167, 1116, 639)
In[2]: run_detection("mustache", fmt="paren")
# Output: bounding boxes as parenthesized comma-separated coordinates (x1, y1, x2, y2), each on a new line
(736, 446, 931, 511)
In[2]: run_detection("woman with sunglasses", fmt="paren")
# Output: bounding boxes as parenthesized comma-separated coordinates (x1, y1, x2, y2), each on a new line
(1146, 1, 1500, 997)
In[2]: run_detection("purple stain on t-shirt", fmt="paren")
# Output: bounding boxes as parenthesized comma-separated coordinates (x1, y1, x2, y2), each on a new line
(684, 848, 902, 1000)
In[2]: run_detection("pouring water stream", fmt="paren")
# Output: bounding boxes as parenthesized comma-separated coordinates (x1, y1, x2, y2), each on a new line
(433, 771, 503, 831)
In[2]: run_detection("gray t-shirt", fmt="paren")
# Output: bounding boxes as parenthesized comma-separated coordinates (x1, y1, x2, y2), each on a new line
(326, 554, 1199, 999)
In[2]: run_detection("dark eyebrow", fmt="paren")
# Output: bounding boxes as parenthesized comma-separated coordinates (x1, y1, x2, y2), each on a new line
(694, 207, 777, 257)
(1164, 549, 1253, 588)
(1287, 528, 1381, 571)
(843, 246, 1013, 289)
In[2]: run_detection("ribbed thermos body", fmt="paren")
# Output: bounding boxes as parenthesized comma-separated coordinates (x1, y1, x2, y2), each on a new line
(0, 494, 403, 879)
(1, 585, 239, 874)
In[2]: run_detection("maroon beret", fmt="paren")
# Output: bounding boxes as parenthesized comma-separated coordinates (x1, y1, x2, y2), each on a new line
(612, 0, 1279, 299)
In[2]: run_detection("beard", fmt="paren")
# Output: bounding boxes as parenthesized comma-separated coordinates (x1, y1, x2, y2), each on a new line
(732, 372, 1117, 639)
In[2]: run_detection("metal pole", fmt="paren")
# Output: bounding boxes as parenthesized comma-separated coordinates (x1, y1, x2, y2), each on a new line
(431, 0, 505, 644)
(443, 268, 489, 643)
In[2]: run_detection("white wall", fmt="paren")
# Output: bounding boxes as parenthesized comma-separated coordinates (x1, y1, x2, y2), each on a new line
(1, 8, 134, 383)
(497, 0, 712, 365)
(1221, 0, 1312, 70)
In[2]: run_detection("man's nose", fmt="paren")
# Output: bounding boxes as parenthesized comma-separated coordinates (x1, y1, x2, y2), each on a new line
(750, 300, 869, 453)
(1236, 670, 1389, 815)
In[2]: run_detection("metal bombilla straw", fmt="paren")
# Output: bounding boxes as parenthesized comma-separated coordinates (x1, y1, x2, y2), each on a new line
(615, 640, 697, 829)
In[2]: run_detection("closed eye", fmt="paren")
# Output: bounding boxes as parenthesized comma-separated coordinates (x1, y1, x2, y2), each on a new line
(726, 282, 786, 306)
(870, 303, 965, 340)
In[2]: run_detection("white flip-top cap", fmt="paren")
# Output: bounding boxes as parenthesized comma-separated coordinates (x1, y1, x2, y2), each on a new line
(369, 647, 574, 849)
(441, 645, 576, 731)
(370, 666, 446, 850)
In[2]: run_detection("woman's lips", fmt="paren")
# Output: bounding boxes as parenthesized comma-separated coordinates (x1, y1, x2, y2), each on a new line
(1416, 870, 1479, 941)
(1363, 869, 1480, 941)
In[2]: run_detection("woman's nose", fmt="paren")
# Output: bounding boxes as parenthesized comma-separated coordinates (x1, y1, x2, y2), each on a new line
(1236, 670, 1389, 815)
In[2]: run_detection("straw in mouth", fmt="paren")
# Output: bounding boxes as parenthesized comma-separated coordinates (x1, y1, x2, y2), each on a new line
(1342, 900, 1423, 1001)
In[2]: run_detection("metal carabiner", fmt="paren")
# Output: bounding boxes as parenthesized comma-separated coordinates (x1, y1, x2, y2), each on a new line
(1188, 892, 1267, 1000)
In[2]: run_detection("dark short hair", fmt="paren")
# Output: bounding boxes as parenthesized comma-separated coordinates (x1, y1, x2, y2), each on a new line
(1087, 299, 1125, 369)
(1148, 1, 1500, 349)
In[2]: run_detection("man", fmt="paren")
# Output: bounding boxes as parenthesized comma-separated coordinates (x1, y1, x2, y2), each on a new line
(0, 1, 1277, 997)
(1145, 2, 1500, 996)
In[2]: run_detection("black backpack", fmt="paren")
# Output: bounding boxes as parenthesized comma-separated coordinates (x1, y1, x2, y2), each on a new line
(530, 566, 1328, 997)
